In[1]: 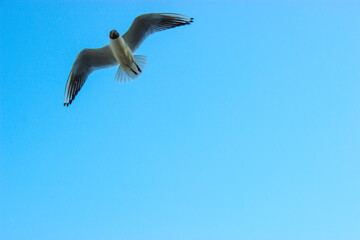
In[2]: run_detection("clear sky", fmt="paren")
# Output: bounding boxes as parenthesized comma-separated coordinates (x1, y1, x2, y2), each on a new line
(1, 1, 360, 239)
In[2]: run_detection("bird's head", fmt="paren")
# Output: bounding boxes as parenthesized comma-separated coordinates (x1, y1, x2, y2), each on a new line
(109, 30, 120, 40)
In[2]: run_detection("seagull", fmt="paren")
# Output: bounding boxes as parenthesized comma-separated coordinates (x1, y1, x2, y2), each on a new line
(63, 13, 193, 106)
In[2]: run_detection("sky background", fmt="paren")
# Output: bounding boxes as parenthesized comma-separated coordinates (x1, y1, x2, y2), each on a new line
(1, 0, 360, 239)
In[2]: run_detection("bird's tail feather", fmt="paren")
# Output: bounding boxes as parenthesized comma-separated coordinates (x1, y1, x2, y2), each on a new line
(115, 55, 147, 82)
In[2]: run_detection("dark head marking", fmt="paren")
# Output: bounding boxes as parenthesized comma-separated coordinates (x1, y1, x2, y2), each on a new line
(109, 30, 119, 39)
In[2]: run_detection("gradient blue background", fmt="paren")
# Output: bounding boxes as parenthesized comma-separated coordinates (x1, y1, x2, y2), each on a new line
(1, 1, 360, 239)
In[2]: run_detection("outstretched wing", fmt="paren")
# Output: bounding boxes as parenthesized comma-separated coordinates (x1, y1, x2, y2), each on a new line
(64, 45, 117, 106)
(122, 13, 193, 52)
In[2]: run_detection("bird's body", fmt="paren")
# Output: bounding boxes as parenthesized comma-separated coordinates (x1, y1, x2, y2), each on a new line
(109, 31, 147, 81)
(63, 13, 193, 106)
(109, 33, 133, 68)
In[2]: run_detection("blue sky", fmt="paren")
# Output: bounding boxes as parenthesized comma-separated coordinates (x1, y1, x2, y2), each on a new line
(1, 1, 360, 239)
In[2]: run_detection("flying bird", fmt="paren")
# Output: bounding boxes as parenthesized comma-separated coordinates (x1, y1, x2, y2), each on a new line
(63, 13, 193, 106)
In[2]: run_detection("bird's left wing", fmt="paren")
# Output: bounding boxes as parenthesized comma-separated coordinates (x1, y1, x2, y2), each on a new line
(64, 45, 118, 106)
(122, 13, 193, 52)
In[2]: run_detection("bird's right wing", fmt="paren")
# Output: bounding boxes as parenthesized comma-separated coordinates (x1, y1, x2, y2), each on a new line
(64, 45, 118, 106)
(122, 13, 193, 52)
